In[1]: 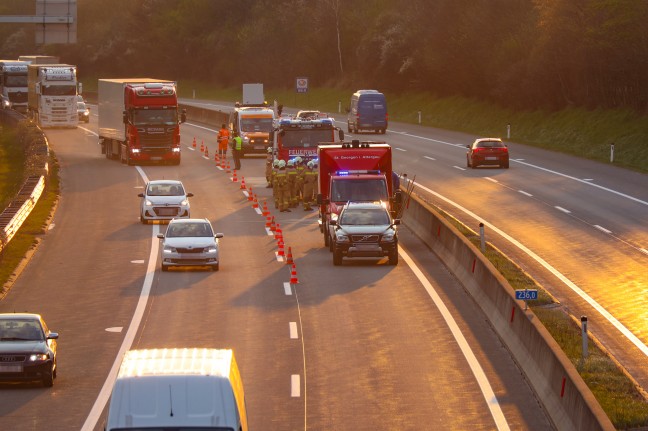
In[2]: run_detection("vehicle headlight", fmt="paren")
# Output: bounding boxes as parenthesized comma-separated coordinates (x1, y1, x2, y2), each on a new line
(163, 246, 177, 253)
(29, 353, 49, 362)
(172, 147, 181, 153)
(145, 199, 153, 206)
(381, 230, 395, 242)
(336, 232, 349, 242)
(131, 148, 140, 153)
(180, 199, 189, 206)
(243, 136, 250, 142)
(206, 246, 217, 253)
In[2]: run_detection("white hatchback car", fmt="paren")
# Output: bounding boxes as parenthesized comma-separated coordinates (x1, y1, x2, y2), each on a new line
(138, 180, 192, 224)
(157, 218, 224, 271)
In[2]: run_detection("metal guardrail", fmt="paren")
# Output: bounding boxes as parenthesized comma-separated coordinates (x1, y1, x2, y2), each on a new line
(0, 176, 45, 253)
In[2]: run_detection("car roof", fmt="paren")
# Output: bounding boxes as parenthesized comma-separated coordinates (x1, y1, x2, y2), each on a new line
(148, 179, 183, 185)
(168, 218, 210, 225)
(342, 202, 387, 210)
(0, 313, 42, 320)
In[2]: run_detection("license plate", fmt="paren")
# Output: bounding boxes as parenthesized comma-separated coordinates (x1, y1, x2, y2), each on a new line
(157, 208, 176, 216)
(0, 364, 23, 373)
(254, 145, 264, 150)
(150, 156, 162, 161)
(355, 244, 378, 250)
(485, 156, 498, 160)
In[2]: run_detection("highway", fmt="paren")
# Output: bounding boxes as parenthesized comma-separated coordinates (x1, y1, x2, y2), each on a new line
(0, 113, 554, 430)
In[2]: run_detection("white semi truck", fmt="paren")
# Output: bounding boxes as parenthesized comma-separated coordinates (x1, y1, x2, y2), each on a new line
(27, 64, 78, 128)
(0, 60, 29, 112)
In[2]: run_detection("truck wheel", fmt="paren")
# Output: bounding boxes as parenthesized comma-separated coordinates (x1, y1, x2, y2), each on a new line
(329, 236, 334, 252)
(324, 227, 330, 247)
(333, 249, 343, 266)
(347, 123, 352, 133)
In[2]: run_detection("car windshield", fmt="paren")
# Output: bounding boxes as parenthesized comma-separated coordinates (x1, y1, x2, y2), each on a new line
(0, 319, 44, 341)
(77, 102, 86, 110)
(476, 141, 504, 148)
(166, 222, 213, 238)
(147, 183, 185, 196)
(340, 208, 390, 226)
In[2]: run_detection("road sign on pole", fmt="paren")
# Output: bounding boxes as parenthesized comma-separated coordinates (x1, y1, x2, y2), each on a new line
(296, 77, 308, 93)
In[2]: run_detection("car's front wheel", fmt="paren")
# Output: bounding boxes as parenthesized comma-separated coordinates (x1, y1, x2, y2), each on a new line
(333, 248, 343, 266)
(388, 247, 399, 265)
(161, 264, 169, 272)
(42, 368, 54, 387)
(212, 263, 219, 272)
(140, 213, 147, 224)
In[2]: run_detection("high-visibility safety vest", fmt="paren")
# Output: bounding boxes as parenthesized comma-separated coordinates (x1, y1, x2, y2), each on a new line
(218, 128, 230, 144)
(233, 136, 242, 150)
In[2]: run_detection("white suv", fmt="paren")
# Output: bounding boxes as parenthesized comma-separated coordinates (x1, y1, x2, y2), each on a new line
(138, 180, 192, 224)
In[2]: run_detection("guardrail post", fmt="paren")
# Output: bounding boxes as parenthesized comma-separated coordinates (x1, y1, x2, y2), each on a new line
(581, 316, 588, 359)
(479, 222, 485, 252)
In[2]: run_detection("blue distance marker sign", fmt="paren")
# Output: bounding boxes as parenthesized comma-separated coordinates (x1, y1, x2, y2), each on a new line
(515, 289, 538, 300)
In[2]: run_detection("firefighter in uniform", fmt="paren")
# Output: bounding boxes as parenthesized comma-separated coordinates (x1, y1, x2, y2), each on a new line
(294, 156, 305, 206)
(276, 160, 291, 212)
(265, 147, 274, 188)
(285, 159, 298, 208)
(302, 160, 318, 211)
(217, 123, 230, 160)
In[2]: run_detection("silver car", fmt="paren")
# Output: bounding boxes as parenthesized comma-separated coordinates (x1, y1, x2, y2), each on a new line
(139, 180, 192, 224)
(157, 218, 224, 271)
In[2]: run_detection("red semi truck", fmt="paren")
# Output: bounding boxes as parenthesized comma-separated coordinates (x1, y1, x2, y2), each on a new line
(99, 78, 186, 165)
(317, 140, 402, 247)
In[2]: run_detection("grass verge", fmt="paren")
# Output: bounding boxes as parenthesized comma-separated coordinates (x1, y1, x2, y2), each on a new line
(0, 153, 60, 296)
(432, 203, 648, 429)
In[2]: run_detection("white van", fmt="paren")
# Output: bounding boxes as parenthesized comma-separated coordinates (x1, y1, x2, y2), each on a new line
(106, 348, 248, 431)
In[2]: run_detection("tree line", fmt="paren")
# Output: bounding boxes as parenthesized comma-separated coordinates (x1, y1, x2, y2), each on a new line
(1, 0, 647, 112)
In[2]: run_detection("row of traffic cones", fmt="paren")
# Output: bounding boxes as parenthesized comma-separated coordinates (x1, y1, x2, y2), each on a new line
(191, 135, 300, 284)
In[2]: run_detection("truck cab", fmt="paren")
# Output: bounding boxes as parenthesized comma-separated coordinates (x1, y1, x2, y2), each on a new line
(228, 105, 274, 156)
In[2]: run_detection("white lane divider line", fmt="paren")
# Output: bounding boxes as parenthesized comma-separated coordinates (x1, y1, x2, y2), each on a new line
(291, 374, 301, 397)
(518, 190, 533, 197)
(284, 282, 293, 295)
(395, 147, 407, 152)
(453, 166, 466, 171)
(275, 252, 284, 262)
(399, 245, 510, 431)
(641, 248, 648, 256)
(594, 225, 612, 234)
(424, 156, 436, 161)
(105, 327, 123, 333)
(555, 206, 571, 214)
(485, 177, 498, 183)
(131, 260, 145, 264)
(289, 322, 298, 339)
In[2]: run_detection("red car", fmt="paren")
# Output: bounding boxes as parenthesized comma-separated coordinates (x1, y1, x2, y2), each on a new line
(466, 138, 509, 169)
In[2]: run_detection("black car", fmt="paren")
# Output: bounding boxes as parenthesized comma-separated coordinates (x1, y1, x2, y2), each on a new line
(329, 202, 399, 266)
(0, 313, 58, 387)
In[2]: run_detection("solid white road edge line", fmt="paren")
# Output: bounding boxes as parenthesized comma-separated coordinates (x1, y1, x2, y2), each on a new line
(399, 245, 511, 431)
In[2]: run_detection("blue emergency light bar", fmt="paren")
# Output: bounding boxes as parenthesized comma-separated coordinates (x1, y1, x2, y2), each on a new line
(336, 170, 381, 175)
(279, 118, 333, 128)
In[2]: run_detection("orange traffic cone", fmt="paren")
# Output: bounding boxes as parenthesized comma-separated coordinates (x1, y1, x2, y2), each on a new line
(277, 240, 285, 257)
(225, 161, 231, 173)
(214, 152, 219, 162)
(247, 186, 254, 201)
(204, 145, 209, 158)
(270, 216, 276, 232)
(192, 137, 196, 148)
(262, 201, 269, 216)
(232, 170, 238, 182)
(290, 264, 299, 284)
(240, 177, 246, 190)
(252, 194, 259, 209)
(285, 247, 294, 265)
(265, 214, 272, 228)
(200, 140, 204, 153)
(274, 223, 282, 240)
(220, 157, 226, 169)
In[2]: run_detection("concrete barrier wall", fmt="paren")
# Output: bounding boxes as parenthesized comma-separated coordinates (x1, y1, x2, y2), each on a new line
(402, 190, 614, 431)
(180, 103, 228, 127)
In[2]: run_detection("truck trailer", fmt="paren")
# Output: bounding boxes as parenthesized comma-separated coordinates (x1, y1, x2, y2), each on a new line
(317, 140, 401, 247)
(0, 60, 29, 112)
(98, 78, 186, 165)
(27, 64, 78, 128)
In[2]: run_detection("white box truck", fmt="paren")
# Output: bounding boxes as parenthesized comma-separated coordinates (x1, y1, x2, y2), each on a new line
(241, 83, 264, 106)
(106, 348, 248, 431)
(27, 64, 78, 128)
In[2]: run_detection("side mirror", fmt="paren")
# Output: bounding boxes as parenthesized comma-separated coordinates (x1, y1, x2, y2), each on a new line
(393, 219, 401, 226)
(122, 110, 128, 124)
(157, 234, 164, 239)
(394, 190, 403, 204)
(330, 219, 337, 226)
(338, 129, 344, 141)
(466, 145, 471, 149)
(180, 109, 187, 123)
(215, 233, 224, 239)
(137, 193, 144, 197)
(47, 332, 59, 340)
(186, 193, 194, 198)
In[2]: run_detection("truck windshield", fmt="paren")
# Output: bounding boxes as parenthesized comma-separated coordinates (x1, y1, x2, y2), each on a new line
(331, 178, 388, 202)
(132, 109, 178, 126)
(240, 117, 273, 132)
(4, 75, 27, 87)
(42, 84, 76, 96)
(281, 129, 333, 148)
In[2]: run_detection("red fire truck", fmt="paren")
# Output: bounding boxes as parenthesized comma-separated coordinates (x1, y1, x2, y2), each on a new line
(99, 79, 186, 165)
(271, 115, 344, 163)
(317, 140, 402, 247)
